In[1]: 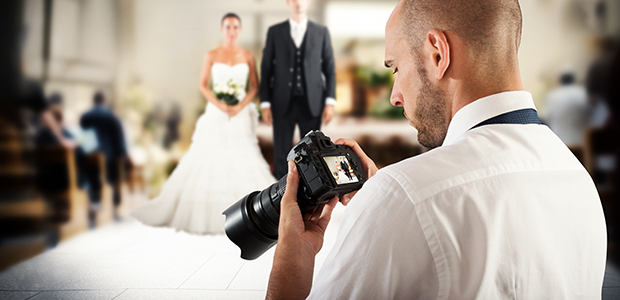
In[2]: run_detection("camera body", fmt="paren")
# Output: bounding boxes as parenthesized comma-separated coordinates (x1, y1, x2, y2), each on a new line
(288, 130, 365, 212)
(223, 130, 367, 260)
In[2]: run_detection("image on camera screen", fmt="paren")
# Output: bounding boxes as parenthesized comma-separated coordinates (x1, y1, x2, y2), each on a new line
(323, 156, 359, 185)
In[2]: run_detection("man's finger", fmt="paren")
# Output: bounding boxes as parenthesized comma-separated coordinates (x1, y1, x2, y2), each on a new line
(340, 191, 357, 206)
(281, 161, 300, 215)
(316, 196, 339, 231)
(322, 107, 333, 125)
(262, 109, 273, 126)
(322, 114, 332, 125)
(334, 138, 378, 178)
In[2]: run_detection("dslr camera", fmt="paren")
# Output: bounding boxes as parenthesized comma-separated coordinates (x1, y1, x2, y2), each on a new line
(222, 130, 367, 260)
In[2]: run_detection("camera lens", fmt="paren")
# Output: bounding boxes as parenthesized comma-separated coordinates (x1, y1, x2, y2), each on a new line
(222, 175, 289, 260)
(223, 131, 366, 260)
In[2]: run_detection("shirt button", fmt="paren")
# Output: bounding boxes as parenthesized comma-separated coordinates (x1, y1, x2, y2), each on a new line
(297, 76, 300, 79)
(297, 59, 300, 63)
(288, 82, 292, 87)
(297, 51, 300, 55)
(297, 83, 301, 87)
(290, 68, 293, 72)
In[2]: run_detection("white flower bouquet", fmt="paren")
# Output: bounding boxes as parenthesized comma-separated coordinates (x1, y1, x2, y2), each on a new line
(213, 79, 241, 106)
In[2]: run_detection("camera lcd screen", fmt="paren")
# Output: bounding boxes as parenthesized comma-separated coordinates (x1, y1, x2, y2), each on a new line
(323, 156, 359, 185)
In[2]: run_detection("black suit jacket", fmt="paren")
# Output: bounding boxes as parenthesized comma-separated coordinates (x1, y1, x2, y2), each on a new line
(260, 20, 336, 118)
(80, 105, 127, 163)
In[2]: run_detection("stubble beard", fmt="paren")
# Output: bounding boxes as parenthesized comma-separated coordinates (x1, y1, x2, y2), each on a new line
(413, 61, 450, 149)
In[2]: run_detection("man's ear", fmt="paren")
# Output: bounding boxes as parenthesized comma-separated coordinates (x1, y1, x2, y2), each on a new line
(424, 29, 450, 80)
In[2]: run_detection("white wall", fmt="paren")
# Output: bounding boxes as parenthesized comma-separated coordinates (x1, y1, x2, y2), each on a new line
(518, 0, 607, 110)
(22, 0, 119, 127)
(21, 0, 617, 139)
(117, 0, 323, 143)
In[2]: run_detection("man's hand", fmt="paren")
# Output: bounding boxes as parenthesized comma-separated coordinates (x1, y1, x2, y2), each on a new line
(334, 138, 378, 206)
(322, 105, 334, 126)
(266, 161, 339, 300)
(262, 107, 273, 126)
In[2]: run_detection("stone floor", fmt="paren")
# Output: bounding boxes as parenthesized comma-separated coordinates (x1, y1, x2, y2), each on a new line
(0, 204, 347, 300)
(0, 203, 619, 299)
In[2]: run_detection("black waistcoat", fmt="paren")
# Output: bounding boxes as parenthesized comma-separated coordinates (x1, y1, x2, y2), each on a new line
(291, 34, 307, 99)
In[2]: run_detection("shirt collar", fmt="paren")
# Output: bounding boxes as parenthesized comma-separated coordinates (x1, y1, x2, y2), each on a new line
(442, 91, 537, 146)
(289, 17, 308, 30)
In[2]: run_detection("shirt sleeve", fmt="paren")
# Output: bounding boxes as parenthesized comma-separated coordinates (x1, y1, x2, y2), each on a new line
(307, 171, 439, 299)
(325, 97, 336, 106)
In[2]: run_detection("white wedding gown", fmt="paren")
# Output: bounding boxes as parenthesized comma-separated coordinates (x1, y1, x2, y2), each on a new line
(131, 63, 276, 234)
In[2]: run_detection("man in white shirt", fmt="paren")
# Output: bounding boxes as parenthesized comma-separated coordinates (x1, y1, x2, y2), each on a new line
(543, 72, 590, 146)
(266, 0, 608, 299)
(260, 0, 336, 178)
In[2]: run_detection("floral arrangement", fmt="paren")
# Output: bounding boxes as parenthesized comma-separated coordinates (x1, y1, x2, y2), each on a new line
(213, 79, 241, 106)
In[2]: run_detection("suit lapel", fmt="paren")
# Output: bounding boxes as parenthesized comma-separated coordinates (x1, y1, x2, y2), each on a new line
(304, 21, 315, 55)
(279, 21, 296, 49)
(280, 21, 290, 42)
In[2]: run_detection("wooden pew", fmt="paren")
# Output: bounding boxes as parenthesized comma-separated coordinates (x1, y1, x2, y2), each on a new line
(0, 117, 49, 271)
(0, 196, 49, 271)
(36, 146, 89, 241)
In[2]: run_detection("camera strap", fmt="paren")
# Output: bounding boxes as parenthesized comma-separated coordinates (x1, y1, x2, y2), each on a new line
(470, 108, 542, 130)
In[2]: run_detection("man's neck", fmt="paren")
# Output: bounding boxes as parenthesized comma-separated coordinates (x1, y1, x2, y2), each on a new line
(290, 13, 307, 24)
(448, 71, 524, 119)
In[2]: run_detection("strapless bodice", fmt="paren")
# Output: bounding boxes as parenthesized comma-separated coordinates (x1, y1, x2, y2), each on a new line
(211, 63, 249, 90)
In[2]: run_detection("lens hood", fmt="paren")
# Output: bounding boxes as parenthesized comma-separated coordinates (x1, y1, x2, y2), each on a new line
(222, 191, 277, 260)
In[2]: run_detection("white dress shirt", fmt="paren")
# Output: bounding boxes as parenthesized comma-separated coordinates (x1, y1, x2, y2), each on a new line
(289, 17, 308, 49)
(260, 18, 336, 110)
(308, 91, 607, 299)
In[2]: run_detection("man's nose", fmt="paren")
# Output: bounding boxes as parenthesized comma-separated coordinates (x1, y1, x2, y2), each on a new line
(390, 87, 403, 107)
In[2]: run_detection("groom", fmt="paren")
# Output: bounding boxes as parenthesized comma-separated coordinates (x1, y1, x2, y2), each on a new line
(260, 0, 336, 178)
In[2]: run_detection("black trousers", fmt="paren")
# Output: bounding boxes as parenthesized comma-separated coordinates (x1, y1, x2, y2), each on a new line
(273, 96, 322, 178)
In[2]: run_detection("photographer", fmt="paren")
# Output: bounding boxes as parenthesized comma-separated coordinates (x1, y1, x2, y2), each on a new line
(266, 0, 607, 299)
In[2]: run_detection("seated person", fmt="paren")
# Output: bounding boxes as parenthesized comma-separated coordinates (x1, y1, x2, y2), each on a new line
(266, 0, 607, 299)
(36, 93, 87, 189)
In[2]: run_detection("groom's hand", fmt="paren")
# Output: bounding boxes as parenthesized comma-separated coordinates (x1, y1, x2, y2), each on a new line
(262, 107, 273, 126)
(322, 105, 334, 125)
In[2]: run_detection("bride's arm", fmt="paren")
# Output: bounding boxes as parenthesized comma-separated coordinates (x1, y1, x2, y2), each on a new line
(199, 51, 228, 112)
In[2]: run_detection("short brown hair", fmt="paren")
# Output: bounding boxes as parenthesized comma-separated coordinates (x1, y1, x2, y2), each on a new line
(398, 0, 522, 59)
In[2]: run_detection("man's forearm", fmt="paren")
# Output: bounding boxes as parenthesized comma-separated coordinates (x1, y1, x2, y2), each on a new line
(266, 162, 338, 300)
(266, 242, 315, 300)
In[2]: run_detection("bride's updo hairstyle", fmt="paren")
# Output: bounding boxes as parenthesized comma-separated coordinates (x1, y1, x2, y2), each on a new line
(221, 13, 241, 26)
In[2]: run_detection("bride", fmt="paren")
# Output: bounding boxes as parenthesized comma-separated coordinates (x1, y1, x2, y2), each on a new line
(131, 13, 276, 234)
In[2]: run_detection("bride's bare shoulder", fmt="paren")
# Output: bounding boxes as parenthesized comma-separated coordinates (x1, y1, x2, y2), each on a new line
(205, 48, 221, 61)
(243, 49, 255, 61)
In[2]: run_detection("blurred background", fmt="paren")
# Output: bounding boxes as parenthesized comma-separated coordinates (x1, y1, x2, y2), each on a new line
(1, 0, 620, 272)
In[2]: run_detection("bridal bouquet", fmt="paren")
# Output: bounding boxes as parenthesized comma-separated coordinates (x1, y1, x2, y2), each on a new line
(213, 79, 241, 106)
